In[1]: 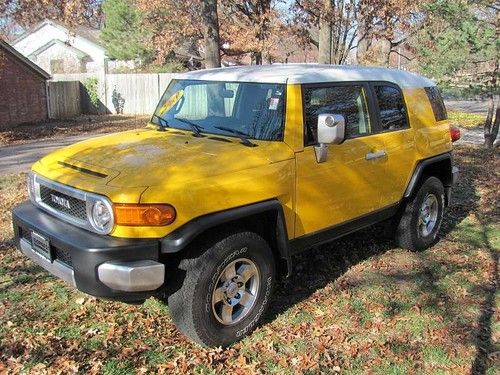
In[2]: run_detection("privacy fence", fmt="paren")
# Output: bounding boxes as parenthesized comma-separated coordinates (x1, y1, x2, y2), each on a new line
(48, 73, 176, 118)
(47, 81, 81, 119)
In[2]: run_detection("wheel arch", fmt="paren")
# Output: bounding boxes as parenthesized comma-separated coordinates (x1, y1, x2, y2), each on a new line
(160, 200, 292, 277)
(404, 153, 453, 205)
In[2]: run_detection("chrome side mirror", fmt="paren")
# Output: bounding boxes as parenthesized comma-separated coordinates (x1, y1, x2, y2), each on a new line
(314, 114, 345, 163)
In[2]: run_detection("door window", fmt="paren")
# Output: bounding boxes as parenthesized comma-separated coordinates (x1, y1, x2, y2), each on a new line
(373, 85, 408, 131)
(303, 85, 371, 145)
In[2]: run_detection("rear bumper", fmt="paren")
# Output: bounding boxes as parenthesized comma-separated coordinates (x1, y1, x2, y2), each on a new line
(12, 201, 164, 301)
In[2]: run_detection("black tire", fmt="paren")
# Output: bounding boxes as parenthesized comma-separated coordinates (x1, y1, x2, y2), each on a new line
(395, 176, 445, 251)
(168, 231, 275, 347)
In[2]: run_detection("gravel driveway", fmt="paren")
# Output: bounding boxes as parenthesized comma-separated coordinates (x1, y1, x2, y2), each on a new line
(445, 99, 491, 115)
(0, 135, 95, 175)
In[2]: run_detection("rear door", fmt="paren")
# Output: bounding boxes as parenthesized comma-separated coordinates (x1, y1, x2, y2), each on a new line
(370, 83, 416, 203)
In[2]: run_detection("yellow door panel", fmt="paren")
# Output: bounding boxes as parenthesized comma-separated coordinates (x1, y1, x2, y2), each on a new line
(295, 133, 391, 237)
(380, 129, 416, 202)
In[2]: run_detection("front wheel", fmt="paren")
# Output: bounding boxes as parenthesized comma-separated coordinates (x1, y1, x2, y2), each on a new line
(168, 231, 275, 347)
(395, 176, 445, 251)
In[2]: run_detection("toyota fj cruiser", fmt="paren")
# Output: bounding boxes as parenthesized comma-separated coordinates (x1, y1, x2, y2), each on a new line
(12, 64, 459, 347)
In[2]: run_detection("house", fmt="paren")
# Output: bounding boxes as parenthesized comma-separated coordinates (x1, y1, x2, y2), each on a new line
(0, 39, 50, 128)
(10, 20, 130, 75)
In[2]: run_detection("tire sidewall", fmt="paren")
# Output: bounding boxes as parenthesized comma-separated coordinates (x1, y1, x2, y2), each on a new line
(192, 233, 275, 347)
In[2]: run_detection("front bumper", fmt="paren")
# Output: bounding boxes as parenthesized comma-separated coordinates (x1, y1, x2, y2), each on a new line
(12, 201, 164, 301)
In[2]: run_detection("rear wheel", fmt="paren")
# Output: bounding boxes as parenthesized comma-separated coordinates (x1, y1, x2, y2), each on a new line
(395, 176, 445, 251)
(168, 231, 275, 347)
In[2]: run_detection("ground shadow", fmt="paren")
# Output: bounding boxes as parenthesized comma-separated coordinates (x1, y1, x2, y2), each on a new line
(470, 218, 498, 374)
(267, 162, 477, 320)
(265, 147, 497, 373)
(268, 224, 396, 320)
(79, 82, 110, 115)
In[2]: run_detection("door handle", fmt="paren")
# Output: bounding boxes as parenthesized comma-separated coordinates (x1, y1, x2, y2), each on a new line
(365, 150, 387, 160)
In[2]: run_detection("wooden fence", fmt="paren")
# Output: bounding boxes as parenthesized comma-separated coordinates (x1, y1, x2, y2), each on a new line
(47, 81, 81, 119)
(51, 73, 176, 116)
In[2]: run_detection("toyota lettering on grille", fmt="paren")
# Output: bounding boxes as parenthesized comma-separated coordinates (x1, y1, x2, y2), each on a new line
(50, 194, 71, 209)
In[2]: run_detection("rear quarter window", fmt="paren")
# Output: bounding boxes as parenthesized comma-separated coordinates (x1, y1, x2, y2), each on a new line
(425, 87, 448, 122)
(373, 85, 409, 131)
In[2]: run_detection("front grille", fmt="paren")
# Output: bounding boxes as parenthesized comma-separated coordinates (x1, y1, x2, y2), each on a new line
(19, 226, 73, 269)
(54, 247, 73, 268)
(39, 185, 87, 221)
(20, 227, 31, 242)
(30, 173, 113, 234)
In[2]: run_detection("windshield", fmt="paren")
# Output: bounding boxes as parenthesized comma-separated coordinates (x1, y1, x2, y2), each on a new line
(151, 79, 285, 141)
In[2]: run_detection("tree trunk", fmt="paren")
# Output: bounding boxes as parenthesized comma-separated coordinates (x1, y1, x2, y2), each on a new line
(252, 52, 262, 65)
(318, 0, 332, 64)
(201, 0, 221, 69)
(357, 17, 368, 65)
(265, 52, 272, 65)
(484, 95, 499, 148)
(379, 39, 392, 67)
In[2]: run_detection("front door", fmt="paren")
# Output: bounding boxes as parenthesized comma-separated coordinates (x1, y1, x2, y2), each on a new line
(294, 83, 391, 237)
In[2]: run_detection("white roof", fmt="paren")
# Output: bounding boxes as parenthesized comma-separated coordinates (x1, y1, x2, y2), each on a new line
(176, 64, 435, 88)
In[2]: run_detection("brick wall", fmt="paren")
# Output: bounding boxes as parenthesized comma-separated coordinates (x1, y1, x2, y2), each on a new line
(0, 49, 48, 129)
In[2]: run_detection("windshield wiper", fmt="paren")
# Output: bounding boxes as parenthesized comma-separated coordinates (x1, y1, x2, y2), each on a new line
(152, 114, 169, 131)
(176, 118, 205, 137)
(214, 126, 257, 147)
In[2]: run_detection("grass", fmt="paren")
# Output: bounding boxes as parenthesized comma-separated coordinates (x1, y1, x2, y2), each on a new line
(448, 110, 487, 129)
(0, 144, 498, 374)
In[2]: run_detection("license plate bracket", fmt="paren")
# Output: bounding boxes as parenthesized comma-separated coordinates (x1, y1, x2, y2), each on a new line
(31, 231, 52, 261)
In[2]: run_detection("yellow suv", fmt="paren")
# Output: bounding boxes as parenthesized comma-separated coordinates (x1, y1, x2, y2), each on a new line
(13, 64, 459, 347)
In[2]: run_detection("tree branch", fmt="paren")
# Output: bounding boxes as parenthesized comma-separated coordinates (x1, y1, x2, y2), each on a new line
(391, 48, 415, 62)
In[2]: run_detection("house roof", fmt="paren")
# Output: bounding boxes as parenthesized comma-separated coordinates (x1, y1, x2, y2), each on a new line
(12, 19, 104, 50)
(0, 39, 51, 79)
(176, 64, 436, 88)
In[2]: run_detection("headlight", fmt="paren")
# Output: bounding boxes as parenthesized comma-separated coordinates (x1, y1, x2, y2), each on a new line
(87, 199, 114, 234)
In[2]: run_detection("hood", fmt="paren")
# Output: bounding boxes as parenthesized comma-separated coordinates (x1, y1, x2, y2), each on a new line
(36, 128, 295, 189)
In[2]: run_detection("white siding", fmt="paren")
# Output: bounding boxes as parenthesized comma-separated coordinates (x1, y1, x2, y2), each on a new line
(12, 22, 107, 74)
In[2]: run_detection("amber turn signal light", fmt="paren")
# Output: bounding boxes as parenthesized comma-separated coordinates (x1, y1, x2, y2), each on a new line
(114, 204, 176, 226)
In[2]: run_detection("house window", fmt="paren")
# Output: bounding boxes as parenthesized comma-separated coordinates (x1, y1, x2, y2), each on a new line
(79, 60, 87, 73)
(50, 59, 64, 73)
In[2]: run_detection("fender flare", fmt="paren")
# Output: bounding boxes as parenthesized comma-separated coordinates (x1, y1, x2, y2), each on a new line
(160, 200, 292, 276)
(404, 152, 453, 199)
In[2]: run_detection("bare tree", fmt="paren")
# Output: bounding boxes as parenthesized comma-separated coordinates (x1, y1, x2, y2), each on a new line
(294, 0, 358, 65)
(220, 0, 278, 65)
